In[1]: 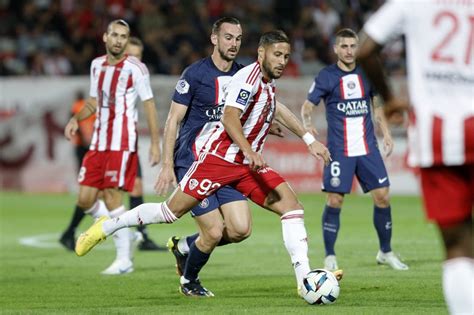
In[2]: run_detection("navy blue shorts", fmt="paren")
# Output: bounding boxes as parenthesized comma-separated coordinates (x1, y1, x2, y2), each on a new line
(175, 166, 247, 216)
(322, 149, 390, 194)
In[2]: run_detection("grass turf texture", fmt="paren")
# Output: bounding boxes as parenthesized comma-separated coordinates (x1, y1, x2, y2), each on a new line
(0, 192, 446, 314)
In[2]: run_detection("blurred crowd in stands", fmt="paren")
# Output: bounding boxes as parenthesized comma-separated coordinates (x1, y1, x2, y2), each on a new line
(0, 0, 406, 77)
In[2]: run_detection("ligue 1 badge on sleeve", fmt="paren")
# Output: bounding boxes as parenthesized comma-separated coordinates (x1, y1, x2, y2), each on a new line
(236, 89, 250, 106)
(176, 79, 190, 94)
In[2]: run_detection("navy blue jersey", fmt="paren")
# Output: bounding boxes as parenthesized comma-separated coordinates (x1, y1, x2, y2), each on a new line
(307, 64, 377, 157)
(172, 57, 243, 168)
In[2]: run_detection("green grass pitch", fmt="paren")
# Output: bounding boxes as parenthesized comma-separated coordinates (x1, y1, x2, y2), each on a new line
(0, 192, 447, 314)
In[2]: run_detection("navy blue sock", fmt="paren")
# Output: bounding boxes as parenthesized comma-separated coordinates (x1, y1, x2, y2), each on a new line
(322, 205, 341, 256)
(217, 238, 231, 247)
(183, 242, 210, 282)
(373, 206, 392, 253)
(186, 233, 230, 247)
(64, 205, 86, 235)
(186, 233, 199, 247)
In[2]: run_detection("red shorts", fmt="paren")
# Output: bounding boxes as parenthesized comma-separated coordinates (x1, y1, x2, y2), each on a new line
(79, 150, 138, 192)
(179, 154, 286, 207)
(420, 165, 474, 227)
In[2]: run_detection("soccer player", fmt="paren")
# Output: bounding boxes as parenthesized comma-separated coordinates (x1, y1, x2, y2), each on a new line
(59, 90, 96, 250)
(301, 28, 408, 271)
(154, 17, 251, 296)
(59, 37, 164, 252)
(358, 1, 473, 314)
(75, 30, 333, 297)
(64, 20, 161, 274)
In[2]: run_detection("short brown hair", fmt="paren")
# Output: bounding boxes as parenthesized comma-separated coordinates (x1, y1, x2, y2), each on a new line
(211, 17, 241, 35)
(258, 30, 290, 47)
(107, 19, 130, 34)
(335, 28, 358, 41)
(129, 36, 143, 49)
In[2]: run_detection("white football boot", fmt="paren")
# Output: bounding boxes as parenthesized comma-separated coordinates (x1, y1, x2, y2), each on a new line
(376, 251, 409, 270)
(324, 255, 339, 271)
(101, 258, 134, 275)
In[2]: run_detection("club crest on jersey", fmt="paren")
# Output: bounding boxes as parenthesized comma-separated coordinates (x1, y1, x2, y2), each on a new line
(236, 89, 251, 106)
(347, 81, 356, 90)
(189, 179, 198, 190)
(176, 79, 190, 94)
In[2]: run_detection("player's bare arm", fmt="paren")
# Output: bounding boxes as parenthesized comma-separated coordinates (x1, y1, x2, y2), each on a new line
(143, 98, 161, 166)
(155, 101, 187, 195)
(276, 101, 331, 165)
(372, 96, 393, 157)
(268, 121, 284, 137)
(300, 99, 319, 136)
(64, 97, 97, 141)
(221, 105, 266, 171)
(358, 32, 409, 123)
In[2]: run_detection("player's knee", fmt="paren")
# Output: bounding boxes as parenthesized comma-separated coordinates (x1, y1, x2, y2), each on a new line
(440, 219, 472, 255)
(130, 178, 143, 197)
(226, 225, 251, 243)
(77, 198, 95, 210)
(373, 193, 390, 208)
(201, 225, 224, 245)
(327, 194, 344, 208)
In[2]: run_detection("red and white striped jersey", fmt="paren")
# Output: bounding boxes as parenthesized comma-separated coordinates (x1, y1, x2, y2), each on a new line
(88, 55, 153, 152)
(196, 62, 276, 164)
(364, 0, 474, 167)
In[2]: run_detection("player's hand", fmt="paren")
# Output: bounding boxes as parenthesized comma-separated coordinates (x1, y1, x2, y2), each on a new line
(154, 163, 177, 196)
(383, 134, 394, 157)
(268, 122, 284, 138)
(149, 144, 161, 167)
(244, 150, 267, 172)
(384, 98, 408, 125)
(64, 117, 78, 141)
(308, 140, 331, 166)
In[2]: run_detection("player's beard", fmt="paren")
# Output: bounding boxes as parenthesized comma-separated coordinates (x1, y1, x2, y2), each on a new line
(218, 46, 236, 62)
(108, 43, 126, 58)
(262, 59, 282, 80)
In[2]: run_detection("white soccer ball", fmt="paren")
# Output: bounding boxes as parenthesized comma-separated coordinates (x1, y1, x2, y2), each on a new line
(302, 269, 340, 305)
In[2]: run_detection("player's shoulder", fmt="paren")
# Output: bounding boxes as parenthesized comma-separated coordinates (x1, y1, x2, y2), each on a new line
(125, 56, 149, 75)
(314, 64, 337, 81)
(91, 55, 107, 66)
(183, 58, 210, 78)
(232, 62, 261, 85)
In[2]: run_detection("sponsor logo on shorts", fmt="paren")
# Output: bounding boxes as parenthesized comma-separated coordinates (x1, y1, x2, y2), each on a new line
(257, 167, 272, 174)
(236, 89, 250, 106)
(105, 170, 118, 182)
(330, 177, 340, 187)
(199, 198, 209, 209)
(378, 177, 388, 184)
(175, 79, 190, 94)
(189, 179, 198, 190)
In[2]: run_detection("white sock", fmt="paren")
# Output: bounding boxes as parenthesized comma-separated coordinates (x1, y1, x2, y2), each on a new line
(281, 210, 310, 287)
(109, 206, 131, 262)
(178, 238, 190, 254)
(443, 257, 474, 315)
(84, 200, 109, 219)
(102, 202, 177, 236)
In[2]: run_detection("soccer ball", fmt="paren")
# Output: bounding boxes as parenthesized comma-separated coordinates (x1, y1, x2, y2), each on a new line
(302, 269, 340, 305)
